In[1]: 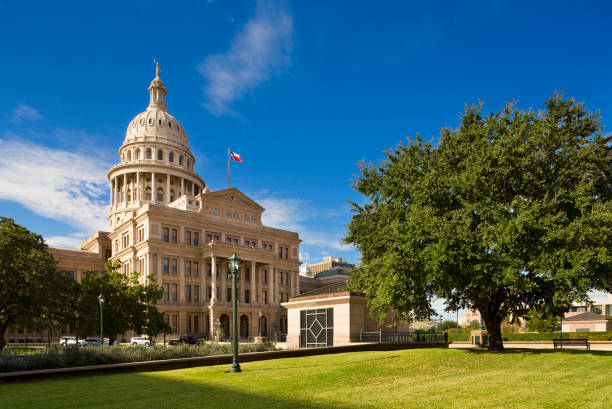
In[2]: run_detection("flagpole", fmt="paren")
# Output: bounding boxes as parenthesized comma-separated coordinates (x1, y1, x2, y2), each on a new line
(227, 147, 230, 189)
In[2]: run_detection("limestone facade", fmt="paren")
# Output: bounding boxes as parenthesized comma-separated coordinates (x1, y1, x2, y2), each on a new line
(4, 65, 301, 344)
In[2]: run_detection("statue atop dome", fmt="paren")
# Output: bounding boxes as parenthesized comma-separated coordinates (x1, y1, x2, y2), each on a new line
(154, 59, 161, 77)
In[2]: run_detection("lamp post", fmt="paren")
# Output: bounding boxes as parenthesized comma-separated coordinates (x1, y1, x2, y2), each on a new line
(215, 317, 221, 341)
(258, 311, 263, 337)
(227, 250, 241, 373)
(74, 310, 80, 346)
(98, 293, 105, 344)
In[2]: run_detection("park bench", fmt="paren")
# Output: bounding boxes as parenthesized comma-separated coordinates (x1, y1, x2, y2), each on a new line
(553, 339, 590, 350)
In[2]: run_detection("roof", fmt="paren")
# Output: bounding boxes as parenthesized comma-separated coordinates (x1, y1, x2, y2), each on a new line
(314, 267, 353, 279)
(292, 281, 363, 299)
(564, 311, 609, 321)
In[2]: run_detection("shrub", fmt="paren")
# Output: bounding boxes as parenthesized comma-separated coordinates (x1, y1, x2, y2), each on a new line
(0, 343, 275, 373)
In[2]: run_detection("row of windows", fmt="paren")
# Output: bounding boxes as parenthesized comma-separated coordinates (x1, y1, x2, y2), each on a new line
(122, 147, 192, 170)
(163, 258, 200, 276)
(210, 208, 258, 223)
(162, 283, 268, 305)
(162, 227, 199, 246)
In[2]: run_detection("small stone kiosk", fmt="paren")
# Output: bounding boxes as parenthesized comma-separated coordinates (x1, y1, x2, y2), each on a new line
(471, 320, 488, 347)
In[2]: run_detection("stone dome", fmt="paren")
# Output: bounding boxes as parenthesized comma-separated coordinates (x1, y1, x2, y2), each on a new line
(123, 63, 191, 151)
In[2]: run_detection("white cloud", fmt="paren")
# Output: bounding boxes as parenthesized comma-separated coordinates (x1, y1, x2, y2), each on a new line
(199, 0, 293, 115)
(254, 193, 355, 254)
(46, 233, 89, 249)
(11, 104, 43, 123)
(0, 136, 111, 235)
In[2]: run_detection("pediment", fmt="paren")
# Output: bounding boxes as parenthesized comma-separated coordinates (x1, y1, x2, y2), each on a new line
(202, 188, 265, 212)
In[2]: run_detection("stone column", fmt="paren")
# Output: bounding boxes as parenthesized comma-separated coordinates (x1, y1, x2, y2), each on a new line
(123, 174, 127, 206)
(179, 258, 186, 304)
(151, 172, 156, 201)
(192, 182, 196, 196)
(250, 261, 256, 305)
(270, 263, 276, 304)
(221, 259, 227, 302)
(200, 257, 207, 306)
(110, 178, 114, 206)
(211, 256, 217, 303)
(166, 174, 171, 203)
(181, 178, 184, 196)
(136, 172, 140, 202)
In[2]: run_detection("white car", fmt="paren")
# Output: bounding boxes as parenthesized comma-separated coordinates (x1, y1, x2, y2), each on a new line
(130, 336, 153, 346)
(58, 336, 78, 346)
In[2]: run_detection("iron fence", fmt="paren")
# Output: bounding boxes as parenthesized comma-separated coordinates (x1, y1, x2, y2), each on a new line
(359, 330, 448, 343)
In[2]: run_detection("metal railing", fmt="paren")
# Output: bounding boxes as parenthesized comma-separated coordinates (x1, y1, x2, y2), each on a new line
(359, 329, 448, 343)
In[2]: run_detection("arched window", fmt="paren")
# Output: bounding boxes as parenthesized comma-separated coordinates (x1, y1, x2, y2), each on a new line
(127, 189, 132, 202)
(146, 148, 152, 159)
(128, 151, 132, 161)
(240, 315, 249, 338)
(170, 190, 175, 202)
(169, 152, 174, 162)
(157, 149, 163, 160)
(179, 155, 183, 165)
(135, 148, 140, 160)
(145, 187, 152, 200)
(158, 119, 163, 126)
(156, 188, 164, 202)
(148, 118, 153, 125)
(168, 121, 172, 128)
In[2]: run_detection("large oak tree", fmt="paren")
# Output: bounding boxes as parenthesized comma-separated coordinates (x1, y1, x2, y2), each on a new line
(346, 95, 611, 351)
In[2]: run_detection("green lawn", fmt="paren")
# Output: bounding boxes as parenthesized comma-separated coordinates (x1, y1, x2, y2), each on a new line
(1, 348, 610, 409)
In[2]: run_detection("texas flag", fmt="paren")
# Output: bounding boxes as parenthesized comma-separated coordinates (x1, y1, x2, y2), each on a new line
(229, 151, 243, 162)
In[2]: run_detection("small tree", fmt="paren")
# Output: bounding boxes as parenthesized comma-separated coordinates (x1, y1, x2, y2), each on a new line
(0, 218, 79, 350)
(525, 308, 560, 333)
(437, 320, 458, 332)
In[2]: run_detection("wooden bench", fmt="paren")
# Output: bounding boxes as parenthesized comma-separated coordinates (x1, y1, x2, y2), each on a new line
(553, 338, 590, 350)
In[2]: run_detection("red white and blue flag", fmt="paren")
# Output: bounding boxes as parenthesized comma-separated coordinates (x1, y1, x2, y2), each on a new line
(229, 151, 243, 162)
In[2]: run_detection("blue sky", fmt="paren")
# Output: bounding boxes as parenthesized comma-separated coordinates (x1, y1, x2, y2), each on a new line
(1, 1, 611, 317)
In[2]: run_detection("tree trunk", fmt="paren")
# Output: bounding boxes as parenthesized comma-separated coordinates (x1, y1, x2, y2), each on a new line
(482, 313, 504, 351)
(0, 326, 6, 351)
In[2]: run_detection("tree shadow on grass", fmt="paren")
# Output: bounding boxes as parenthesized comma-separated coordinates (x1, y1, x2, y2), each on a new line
(244, 354, 402, 372)
(462, 348, 612, 357)
(1, 368, 361, 409)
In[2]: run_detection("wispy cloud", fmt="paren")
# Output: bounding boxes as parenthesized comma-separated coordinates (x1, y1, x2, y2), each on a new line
(11, 104, 43, 123)
(0, 136, 112, 237)
(253, 192, 354, 256)
(199, 0, 293, 115)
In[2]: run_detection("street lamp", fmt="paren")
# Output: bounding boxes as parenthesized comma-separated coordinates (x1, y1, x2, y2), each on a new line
(74, 310, 80, 346)
(98, 293, 105, 345)
(227, 250, 241, 373)
(215, 317, 221, 341)
(258, 311, 263, 337)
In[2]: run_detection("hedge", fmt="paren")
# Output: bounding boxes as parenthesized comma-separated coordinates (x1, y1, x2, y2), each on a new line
(0, 343, 274, 373)
(448, 331, 612, 342)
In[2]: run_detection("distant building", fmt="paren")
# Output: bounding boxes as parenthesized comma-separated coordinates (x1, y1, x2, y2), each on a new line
(304, 256, 354, 278)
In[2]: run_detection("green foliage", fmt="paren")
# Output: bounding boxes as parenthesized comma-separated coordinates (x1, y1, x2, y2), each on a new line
(525, 308, 561, 332)
(0, 343, 274, 373)
(0, 217, 79, 350)
(437, 320, 458, 331)
(501, 331, 612, 341)
(78, 260, 168, 344)
(346, 95, 612, 351)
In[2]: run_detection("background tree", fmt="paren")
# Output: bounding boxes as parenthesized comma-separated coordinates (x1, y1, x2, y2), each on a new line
(0, 218, 78, 350)
(525, 308, 561, 333)
(346, 95, 611, 351)
(437, 320, 458, 332)
(78, 260, 166, 344)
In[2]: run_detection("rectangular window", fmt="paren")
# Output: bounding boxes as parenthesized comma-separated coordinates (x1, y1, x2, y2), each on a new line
(263, 270, 268, 284)
(245, 289, 250, 304)
(207, 286, 212, 300)
(172, 315, 177, 332)
(300, 308, 334, 348)
(245, 268, 250, 282)
(194, 315, 199, 333)
(193, 232, 199, 246)
(163, 283, 169, 301)
(206, 234, 213, 242)
(163, 258, 169, 275)
(606, 305, 612, 317)
(206, 264, 211, 277)
(171, 228, 177, 243)
(162, 227, 169, 242)
(186, 284, 191, 302)
(592, 305, 603, 315)
(194, 285, 199, 303)
(227, 288, 232, 302)
(214, 209, 220, 216)
(137, 226, 145, 242)
(185, 260, 191, 276)
(171, 258, 177, 275)
(193, 262, 199, 277)
(171, 284, 177, 302)
(263, 290, 268, 304)
(226, 211, 231, 218)
(216, 287, 220, 300)
(233, 212, 239, 219)
(244, 215, 250, 222)
(214, 234, 220, 241)
(186, 315, 192, 333)
(185, 231, 191, 245)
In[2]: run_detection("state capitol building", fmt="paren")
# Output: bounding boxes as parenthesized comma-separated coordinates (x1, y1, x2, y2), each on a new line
(9, 65, 304, 343)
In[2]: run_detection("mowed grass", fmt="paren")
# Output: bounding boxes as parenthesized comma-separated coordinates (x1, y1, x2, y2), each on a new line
(1, 348, 610, 409)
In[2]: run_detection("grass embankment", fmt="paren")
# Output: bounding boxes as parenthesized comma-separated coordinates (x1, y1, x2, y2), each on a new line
(1, 348, 610, 409)
(0, 343, 273, 373)
(448, 331, 612, 342)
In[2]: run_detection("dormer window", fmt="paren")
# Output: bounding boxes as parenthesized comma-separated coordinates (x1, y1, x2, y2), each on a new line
(148, 118, 153, 125)
(158, 119, 163, 126)
(168, 121, 172, 128)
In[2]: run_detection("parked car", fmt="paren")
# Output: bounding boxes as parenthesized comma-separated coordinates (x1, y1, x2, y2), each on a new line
(131, 336, 154, 346)
(81, 337, 103, 346)
(58, 336, 78, 346)
(168, 336, 200, 346)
